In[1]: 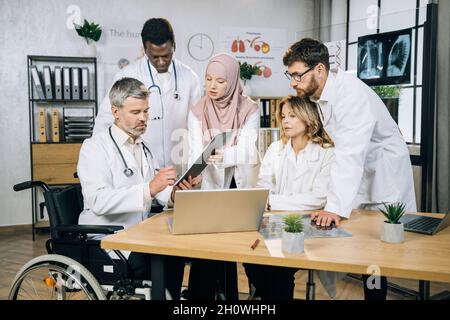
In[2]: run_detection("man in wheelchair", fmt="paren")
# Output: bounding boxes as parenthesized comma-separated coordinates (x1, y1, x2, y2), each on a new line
(77, 77, 199, 299)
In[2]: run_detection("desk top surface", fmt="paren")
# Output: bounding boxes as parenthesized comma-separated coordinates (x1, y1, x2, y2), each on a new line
(101, 210, 450, 283)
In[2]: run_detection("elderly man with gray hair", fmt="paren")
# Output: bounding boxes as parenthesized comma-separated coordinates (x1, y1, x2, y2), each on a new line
(77, 77, 197, 300)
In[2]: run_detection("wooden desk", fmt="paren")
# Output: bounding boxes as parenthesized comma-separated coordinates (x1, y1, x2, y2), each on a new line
(101, 210, 450, 299)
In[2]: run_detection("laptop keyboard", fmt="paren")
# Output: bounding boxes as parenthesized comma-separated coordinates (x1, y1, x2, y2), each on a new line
(405, 216, 440, 233)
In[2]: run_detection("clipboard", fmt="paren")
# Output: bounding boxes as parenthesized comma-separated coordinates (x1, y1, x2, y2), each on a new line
(175, 131, 233, 185)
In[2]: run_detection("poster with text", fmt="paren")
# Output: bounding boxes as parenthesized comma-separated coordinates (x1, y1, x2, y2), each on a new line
(97, 23, 144, 97)
(219, 27, 289, 97)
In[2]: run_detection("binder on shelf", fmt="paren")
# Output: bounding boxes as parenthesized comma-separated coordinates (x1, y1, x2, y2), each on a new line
(269, 99, 277, 128)
(30, 66, 45, 100)
(43, 65, 53, 100)
(264, 100, 270, 127)
(71, 67, 81, 100)
(51, 108, 60, 142)
(38, 107, 47, 142)
(62, 67, 71, 100)
(54, 66, 62, 100)
(81, 67, 90, 100)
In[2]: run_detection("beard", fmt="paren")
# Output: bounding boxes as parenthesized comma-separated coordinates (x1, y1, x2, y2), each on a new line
(296, 75, 320, 99)
(119, 122, 147, 138)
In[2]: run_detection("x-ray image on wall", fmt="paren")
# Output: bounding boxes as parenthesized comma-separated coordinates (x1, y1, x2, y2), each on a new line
(358, 39, 383, 80)
(357, 28, 412, 86)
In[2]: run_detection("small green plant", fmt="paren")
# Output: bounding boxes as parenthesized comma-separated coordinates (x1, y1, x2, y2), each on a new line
(283, 214, 304, 233)
(74, 19, 102, 44)
(380, 203, 406, 224)
(239, 62, 260, 81)
(372, 85, 401, 99)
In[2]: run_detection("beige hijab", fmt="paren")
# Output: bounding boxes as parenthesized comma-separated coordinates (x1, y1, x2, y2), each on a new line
(191, 53, 259, 145)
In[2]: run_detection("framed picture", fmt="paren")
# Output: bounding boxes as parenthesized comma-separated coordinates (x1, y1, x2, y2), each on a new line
(357, 28, 412, 86)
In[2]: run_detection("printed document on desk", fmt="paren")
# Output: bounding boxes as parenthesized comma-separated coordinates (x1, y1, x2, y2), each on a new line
(259, 213, 352, 240)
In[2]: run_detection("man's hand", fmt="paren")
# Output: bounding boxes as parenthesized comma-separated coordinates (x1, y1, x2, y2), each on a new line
(207, 148, 224, 164)
(171, 176, 199, 202)
(310, 210, 341, 229)
(149, 166, 177, 197)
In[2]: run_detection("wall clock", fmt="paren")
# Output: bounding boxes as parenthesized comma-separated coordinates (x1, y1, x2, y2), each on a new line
(188, 33, 214, 61)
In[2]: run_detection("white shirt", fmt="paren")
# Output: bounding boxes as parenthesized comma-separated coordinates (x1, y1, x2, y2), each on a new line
(93, 57, 201, 174)
(77, 126, 172, 231)
(187, 110, 260, 190)
(257, 140, 335, 211)
(312, 69, 416, 218)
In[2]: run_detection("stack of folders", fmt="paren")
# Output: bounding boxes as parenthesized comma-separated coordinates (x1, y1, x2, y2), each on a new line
(63, 107, 94, 142)
(258, 128, 280, 159)
(30, 65, 91, 101)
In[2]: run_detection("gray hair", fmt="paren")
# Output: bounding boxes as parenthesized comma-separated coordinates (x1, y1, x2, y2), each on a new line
(109, 77, 149, 108)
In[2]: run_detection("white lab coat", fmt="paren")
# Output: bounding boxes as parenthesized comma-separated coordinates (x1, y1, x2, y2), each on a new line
(187, 110, 260, 189)
(257, 139, 339, 298)
(257, 140, 334, 211)
(314, 69, 416, 218)
(93, 57, 201, 173)
(77, 129, 172, 231)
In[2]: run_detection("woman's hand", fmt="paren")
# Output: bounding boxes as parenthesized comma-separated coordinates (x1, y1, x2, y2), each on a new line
(207, 148, 224, 164)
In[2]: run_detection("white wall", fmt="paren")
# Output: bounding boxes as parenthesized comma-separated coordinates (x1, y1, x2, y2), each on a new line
(0, 0, 315, 227)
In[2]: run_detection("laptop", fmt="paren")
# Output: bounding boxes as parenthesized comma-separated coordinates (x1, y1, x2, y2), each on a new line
(167, 188, 269, 235)
(400, 213, 450, 235)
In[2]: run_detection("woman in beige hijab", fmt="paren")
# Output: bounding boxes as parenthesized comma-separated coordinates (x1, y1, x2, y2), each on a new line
(187, 54, 260, 300)
(188, 53, 260, 190)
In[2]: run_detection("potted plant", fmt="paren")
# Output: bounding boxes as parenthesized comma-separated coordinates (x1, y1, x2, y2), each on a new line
(380, 202, 406, 244)
(281, 214, 305, 254)
(239, 62, 260, 96)
(372, 85, 401, 124)
(74, 19, 102, 56)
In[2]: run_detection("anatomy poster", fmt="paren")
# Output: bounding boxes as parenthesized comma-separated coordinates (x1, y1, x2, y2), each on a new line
(219, 27, 289, 97)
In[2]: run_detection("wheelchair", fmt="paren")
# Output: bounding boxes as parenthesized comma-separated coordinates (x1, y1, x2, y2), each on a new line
(9, 180, 171, 300)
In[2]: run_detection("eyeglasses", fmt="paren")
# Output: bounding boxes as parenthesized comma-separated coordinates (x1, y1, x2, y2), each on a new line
(284, 64, 317, 82)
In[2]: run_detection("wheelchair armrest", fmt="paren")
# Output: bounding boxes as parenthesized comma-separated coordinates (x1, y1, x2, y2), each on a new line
(54, 224, 124, 235)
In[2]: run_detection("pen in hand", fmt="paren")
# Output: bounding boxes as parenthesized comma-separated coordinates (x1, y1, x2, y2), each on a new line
(251, 239, 260, 250)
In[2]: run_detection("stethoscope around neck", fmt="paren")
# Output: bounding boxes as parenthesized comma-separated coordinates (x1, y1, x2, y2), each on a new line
(146, 58, 180, 102)
(109, 126, 157, 178)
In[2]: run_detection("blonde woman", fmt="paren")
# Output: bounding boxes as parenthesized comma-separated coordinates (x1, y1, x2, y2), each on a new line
(259, 95, 334, 211)
(245, 95, 335, 300)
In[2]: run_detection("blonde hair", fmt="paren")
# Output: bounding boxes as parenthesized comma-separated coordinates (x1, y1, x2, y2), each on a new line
(277, 95, 334, 148)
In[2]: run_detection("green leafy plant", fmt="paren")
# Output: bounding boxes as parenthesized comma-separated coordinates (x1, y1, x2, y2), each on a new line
(239, 62, 260, 81)
(283, 214, 304, 233)
(380, 203, 406, 224)
(372, 85, 401, 99)
(74, 19, 102, 44)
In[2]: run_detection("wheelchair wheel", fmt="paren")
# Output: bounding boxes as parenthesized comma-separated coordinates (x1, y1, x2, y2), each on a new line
(8, 254, 106, 300)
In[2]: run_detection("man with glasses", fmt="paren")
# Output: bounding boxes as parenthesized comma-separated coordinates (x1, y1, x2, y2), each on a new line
(283, 38, 416, 300)
(94, 18, 201, 174)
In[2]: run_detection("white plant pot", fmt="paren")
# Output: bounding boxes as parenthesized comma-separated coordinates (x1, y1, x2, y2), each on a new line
(82, 39, 97, 57)
(241, 80, 252, 96)
(281, 230, 304, 254)
(380, 222, 404, 244)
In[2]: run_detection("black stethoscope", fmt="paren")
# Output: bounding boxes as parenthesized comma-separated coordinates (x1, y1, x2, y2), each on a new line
(146, 58, 180, 101)
(109, 127, 157, 178)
